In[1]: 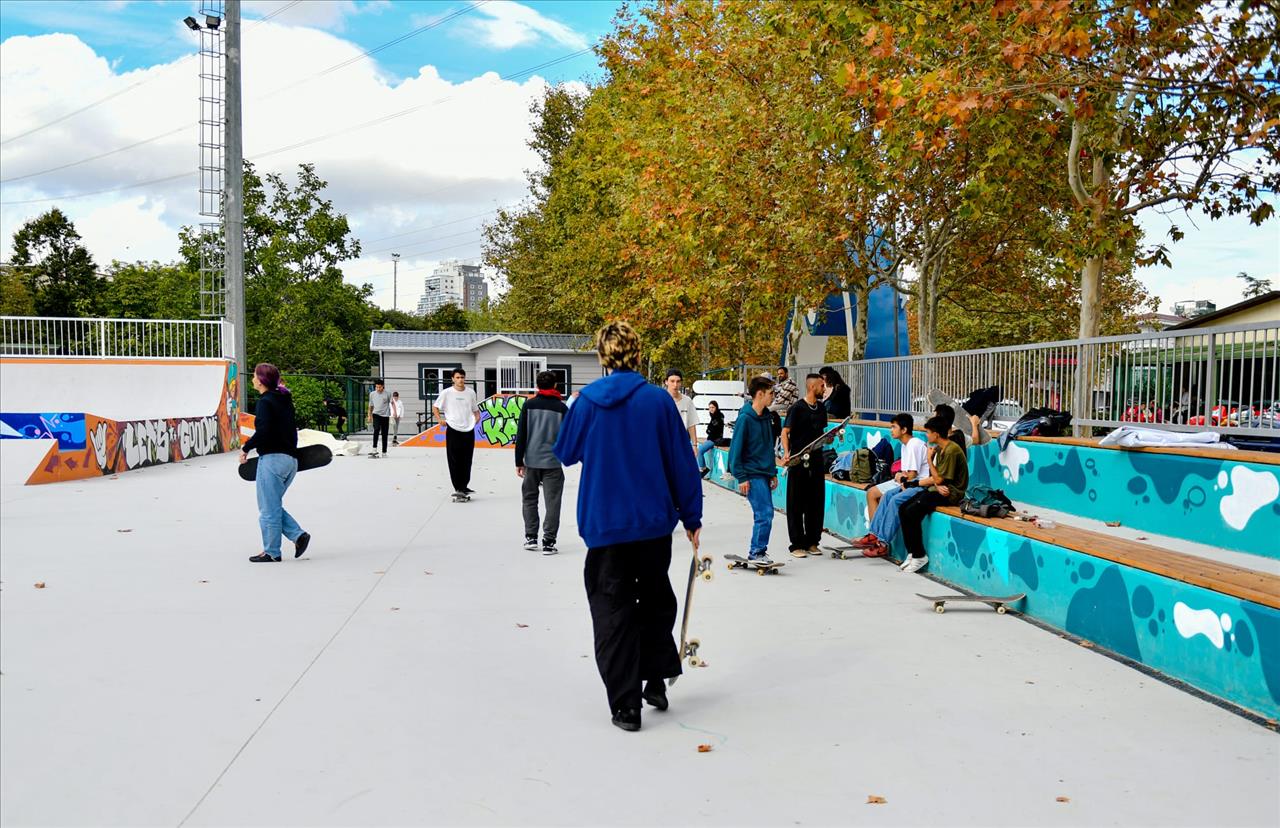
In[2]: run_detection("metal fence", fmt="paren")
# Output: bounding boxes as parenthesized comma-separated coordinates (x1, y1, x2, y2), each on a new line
(0, 316, 231, 360)
(718, 320, 1280, 437)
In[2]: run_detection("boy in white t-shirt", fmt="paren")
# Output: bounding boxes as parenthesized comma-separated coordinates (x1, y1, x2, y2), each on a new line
(865, 413, 928, 520)
(433, 368, 481, 497)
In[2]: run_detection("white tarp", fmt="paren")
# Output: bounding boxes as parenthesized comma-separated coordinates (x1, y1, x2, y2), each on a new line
(297, 428, 363, 456)
(1098, 427, 1235, 450)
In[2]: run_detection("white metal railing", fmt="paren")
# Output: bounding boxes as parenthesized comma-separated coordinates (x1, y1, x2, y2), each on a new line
(0, 316, 231, 360)
(497, 355, 547, 394)
(724, 319, 1280, 437)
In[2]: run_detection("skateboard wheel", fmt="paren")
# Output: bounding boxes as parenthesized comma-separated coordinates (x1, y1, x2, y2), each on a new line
(756, 568, 765, 576)
(726, 563, 735, 571)
(702, 570, 713, 581)
(935, 605, 945, 613)
(996, 605, 1007, 614)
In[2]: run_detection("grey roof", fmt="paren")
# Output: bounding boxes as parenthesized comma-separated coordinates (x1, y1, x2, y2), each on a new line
(369, 330, 592, 352)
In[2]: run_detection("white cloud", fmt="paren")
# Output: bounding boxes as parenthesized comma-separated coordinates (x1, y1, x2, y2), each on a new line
(462, 1, 588, 50)
(1137, 208, 1280, 314)
(243, 1, 388, 32)
(1, 25, 578, 308)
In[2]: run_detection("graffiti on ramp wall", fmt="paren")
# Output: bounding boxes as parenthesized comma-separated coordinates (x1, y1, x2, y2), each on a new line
(0, 362, 240, 484)
(401, 394, 528, 449)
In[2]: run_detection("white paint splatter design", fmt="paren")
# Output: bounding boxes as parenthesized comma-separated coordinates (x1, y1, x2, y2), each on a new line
(1219, 465, 1279, 531)
(1173, 602, 1225, 649)
(999, 441, 1031, 484)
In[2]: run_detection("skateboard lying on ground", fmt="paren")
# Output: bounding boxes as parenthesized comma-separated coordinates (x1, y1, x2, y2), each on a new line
(669, 547, 714, 687)
(918, 592, 1025, 614)
(823, 544, 867, 560)
(724, 554, 785, 575)
(451, 492, 471, 503)
(238, 444, 333, 482)
(784, 414, 854, 469)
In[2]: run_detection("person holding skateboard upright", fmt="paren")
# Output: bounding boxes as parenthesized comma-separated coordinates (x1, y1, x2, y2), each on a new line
(780, 373, 829, 558)
(433, 368, 480, 499)
(240, 363, 310, 563)
(727, 375, 778, 565)
(554, 321, 703, 733)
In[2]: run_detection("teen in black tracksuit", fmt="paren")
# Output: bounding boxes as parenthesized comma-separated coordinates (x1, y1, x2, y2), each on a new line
(782, 377, 829, 556)
(515, 373, 569, 553)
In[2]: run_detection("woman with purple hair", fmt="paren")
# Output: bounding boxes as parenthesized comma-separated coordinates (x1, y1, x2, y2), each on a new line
(240, 363, 310, 563)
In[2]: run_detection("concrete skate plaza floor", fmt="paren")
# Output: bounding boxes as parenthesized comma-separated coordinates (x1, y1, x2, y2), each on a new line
(2, 450, 1277, 827)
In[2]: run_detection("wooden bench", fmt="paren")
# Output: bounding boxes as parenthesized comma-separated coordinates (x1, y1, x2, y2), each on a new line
(934, 505, 1280, 610)
(1018, 434, 1280, 465)
(713, 447, 1280, 609)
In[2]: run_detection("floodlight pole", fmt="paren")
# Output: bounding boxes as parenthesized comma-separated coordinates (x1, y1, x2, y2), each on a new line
(224, 0, 246, 413)
(392, 253, 401, 312)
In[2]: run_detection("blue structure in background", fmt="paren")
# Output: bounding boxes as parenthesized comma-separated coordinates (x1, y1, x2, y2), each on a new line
(780, 282, 909, 364)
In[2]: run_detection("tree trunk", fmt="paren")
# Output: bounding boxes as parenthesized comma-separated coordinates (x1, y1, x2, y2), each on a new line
(1076, 154, 1107, 340)
(851, 283, 870, 361)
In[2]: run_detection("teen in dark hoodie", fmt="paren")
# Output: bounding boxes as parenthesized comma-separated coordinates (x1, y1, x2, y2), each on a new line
(240, 363, 310, 563)
(553, 321, 703, 733)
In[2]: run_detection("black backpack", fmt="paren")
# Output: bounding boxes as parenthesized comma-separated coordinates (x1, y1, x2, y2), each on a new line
(869, 439, 895, 485)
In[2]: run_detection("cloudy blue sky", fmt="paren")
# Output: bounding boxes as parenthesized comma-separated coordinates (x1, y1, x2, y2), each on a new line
(1, 0, 1276, 317)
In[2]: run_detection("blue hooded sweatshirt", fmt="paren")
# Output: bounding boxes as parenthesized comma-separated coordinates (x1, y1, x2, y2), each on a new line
(554, 370, 703, 548)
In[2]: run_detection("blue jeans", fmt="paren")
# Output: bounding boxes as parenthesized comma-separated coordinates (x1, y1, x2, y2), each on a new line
(697, 440, 717, 470)
(745, 477, 774, 557)
(256, 453, 303, 559)
(868, 485, 923, 543)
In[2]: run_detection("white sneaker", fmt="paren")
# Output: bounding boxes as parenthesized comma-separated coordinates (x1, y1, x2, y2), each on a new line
(749, 553, 774, 565)
(901, 555, 929, 574)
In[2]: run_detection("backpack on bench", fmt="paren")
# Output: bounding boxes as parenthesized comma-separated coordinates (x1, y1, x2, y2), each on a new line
(961, 484, 1014, 519)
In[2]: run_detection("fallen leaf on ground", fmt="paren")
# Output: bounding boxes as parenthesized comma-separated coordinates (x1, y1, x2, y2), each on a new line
(516, 623, 529, 628)
(697, 744, 713, 753)
(1056, 796, 1070, 803)
(866, 795, 887, 805)
(1136, 536, 1148, 540)
(391, 607, 400, 611)
(1080, 641, 1094, 648)
(34, 582, 46, 589)
(198, 579, 209, 584)
(1104, 521, 1120, 527)
(117, 529, 133, 533)
(374, 570, 385, 574)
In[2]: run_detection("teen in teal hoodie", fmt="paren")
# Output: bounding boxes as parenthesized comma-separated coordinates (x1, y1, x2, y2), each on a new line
(726, 376, 778, 562)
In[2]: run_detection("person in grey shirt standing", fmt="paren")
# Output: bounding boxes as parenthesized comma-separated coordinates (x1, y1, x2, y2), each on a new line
(664, 368, 699, 452)
(515, 371, 569, 554)
(368, 379, 391, 458)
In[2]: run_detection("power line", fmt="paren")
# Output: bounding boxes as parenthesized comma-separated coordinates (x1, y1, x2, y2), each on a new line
(0, 1, 301, 148)
(358, 206, 506, 245)
(1, 46, 596, 206)
(0, 0, 483, 183)
(362, 225, 488, 257)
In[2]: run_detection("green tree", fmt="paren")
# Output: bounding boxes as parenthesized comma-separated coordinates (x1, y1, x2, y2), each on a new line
(9, 208, 101, 317)
(424, 302, 469, 331)
(96, 261, 200, 319)
(1238, 271, 1273, 299)
(0, 265, 36, 315)
(181, 162, 375, 374)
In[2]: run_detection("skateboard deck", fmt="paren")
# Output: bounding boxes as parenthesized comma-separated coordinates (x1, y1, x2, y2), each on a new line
(823, 544, 872, 560)
(917, 592, 1025, 614)
(784, 414, 854, 469)
(238, 444, 333, 482)
(724, 554, 785, 575)
(669, 548, 714, 687)
(451, 492, 471, 503)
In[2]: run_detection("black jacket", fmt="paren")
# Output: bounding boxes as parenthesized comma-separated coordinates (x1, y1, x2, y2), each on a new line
(824, 383, 852, 419)
(515, 392, 568, 469)
(706, 410, 724, 442)
(243, 389, 298, 457)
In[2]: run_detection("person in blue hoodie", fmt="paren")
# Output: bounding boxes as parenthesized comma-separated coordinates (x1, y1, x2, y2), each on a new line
(726, 375, 778, 564)
(553, 321, 703, 733)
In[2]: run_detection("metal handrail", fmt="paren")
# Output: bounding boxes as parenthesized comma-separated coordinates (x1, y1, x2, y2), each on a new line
(0, 316, 231, 360)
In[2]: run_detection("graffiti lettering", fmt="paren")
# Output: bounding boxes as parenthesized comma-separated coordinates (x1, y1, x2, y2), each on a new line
(477, 395, 526, 447)
(89, 420, 109, 469)
(122, 419, 171, 469)
(176, 416, 220, 458)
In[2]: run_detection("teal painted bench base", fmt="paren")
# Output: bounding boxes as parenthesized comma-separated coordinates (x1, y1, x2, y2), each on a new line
(706, 449, 1280, 721)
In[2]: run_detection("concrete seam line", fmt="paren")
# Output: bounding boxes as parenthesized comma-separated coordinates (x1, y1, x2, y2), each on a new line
(176, 494, 450, 827)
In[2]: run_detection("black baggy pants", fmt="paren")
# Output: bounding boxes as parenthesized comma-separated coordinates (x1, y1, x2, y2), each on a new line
(584, 535, 682, 713)
(899, 490, 950, 559)
(444, 425, 475, 492)
(371, 414, 389, 453)
(785, 464, 825, 550)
